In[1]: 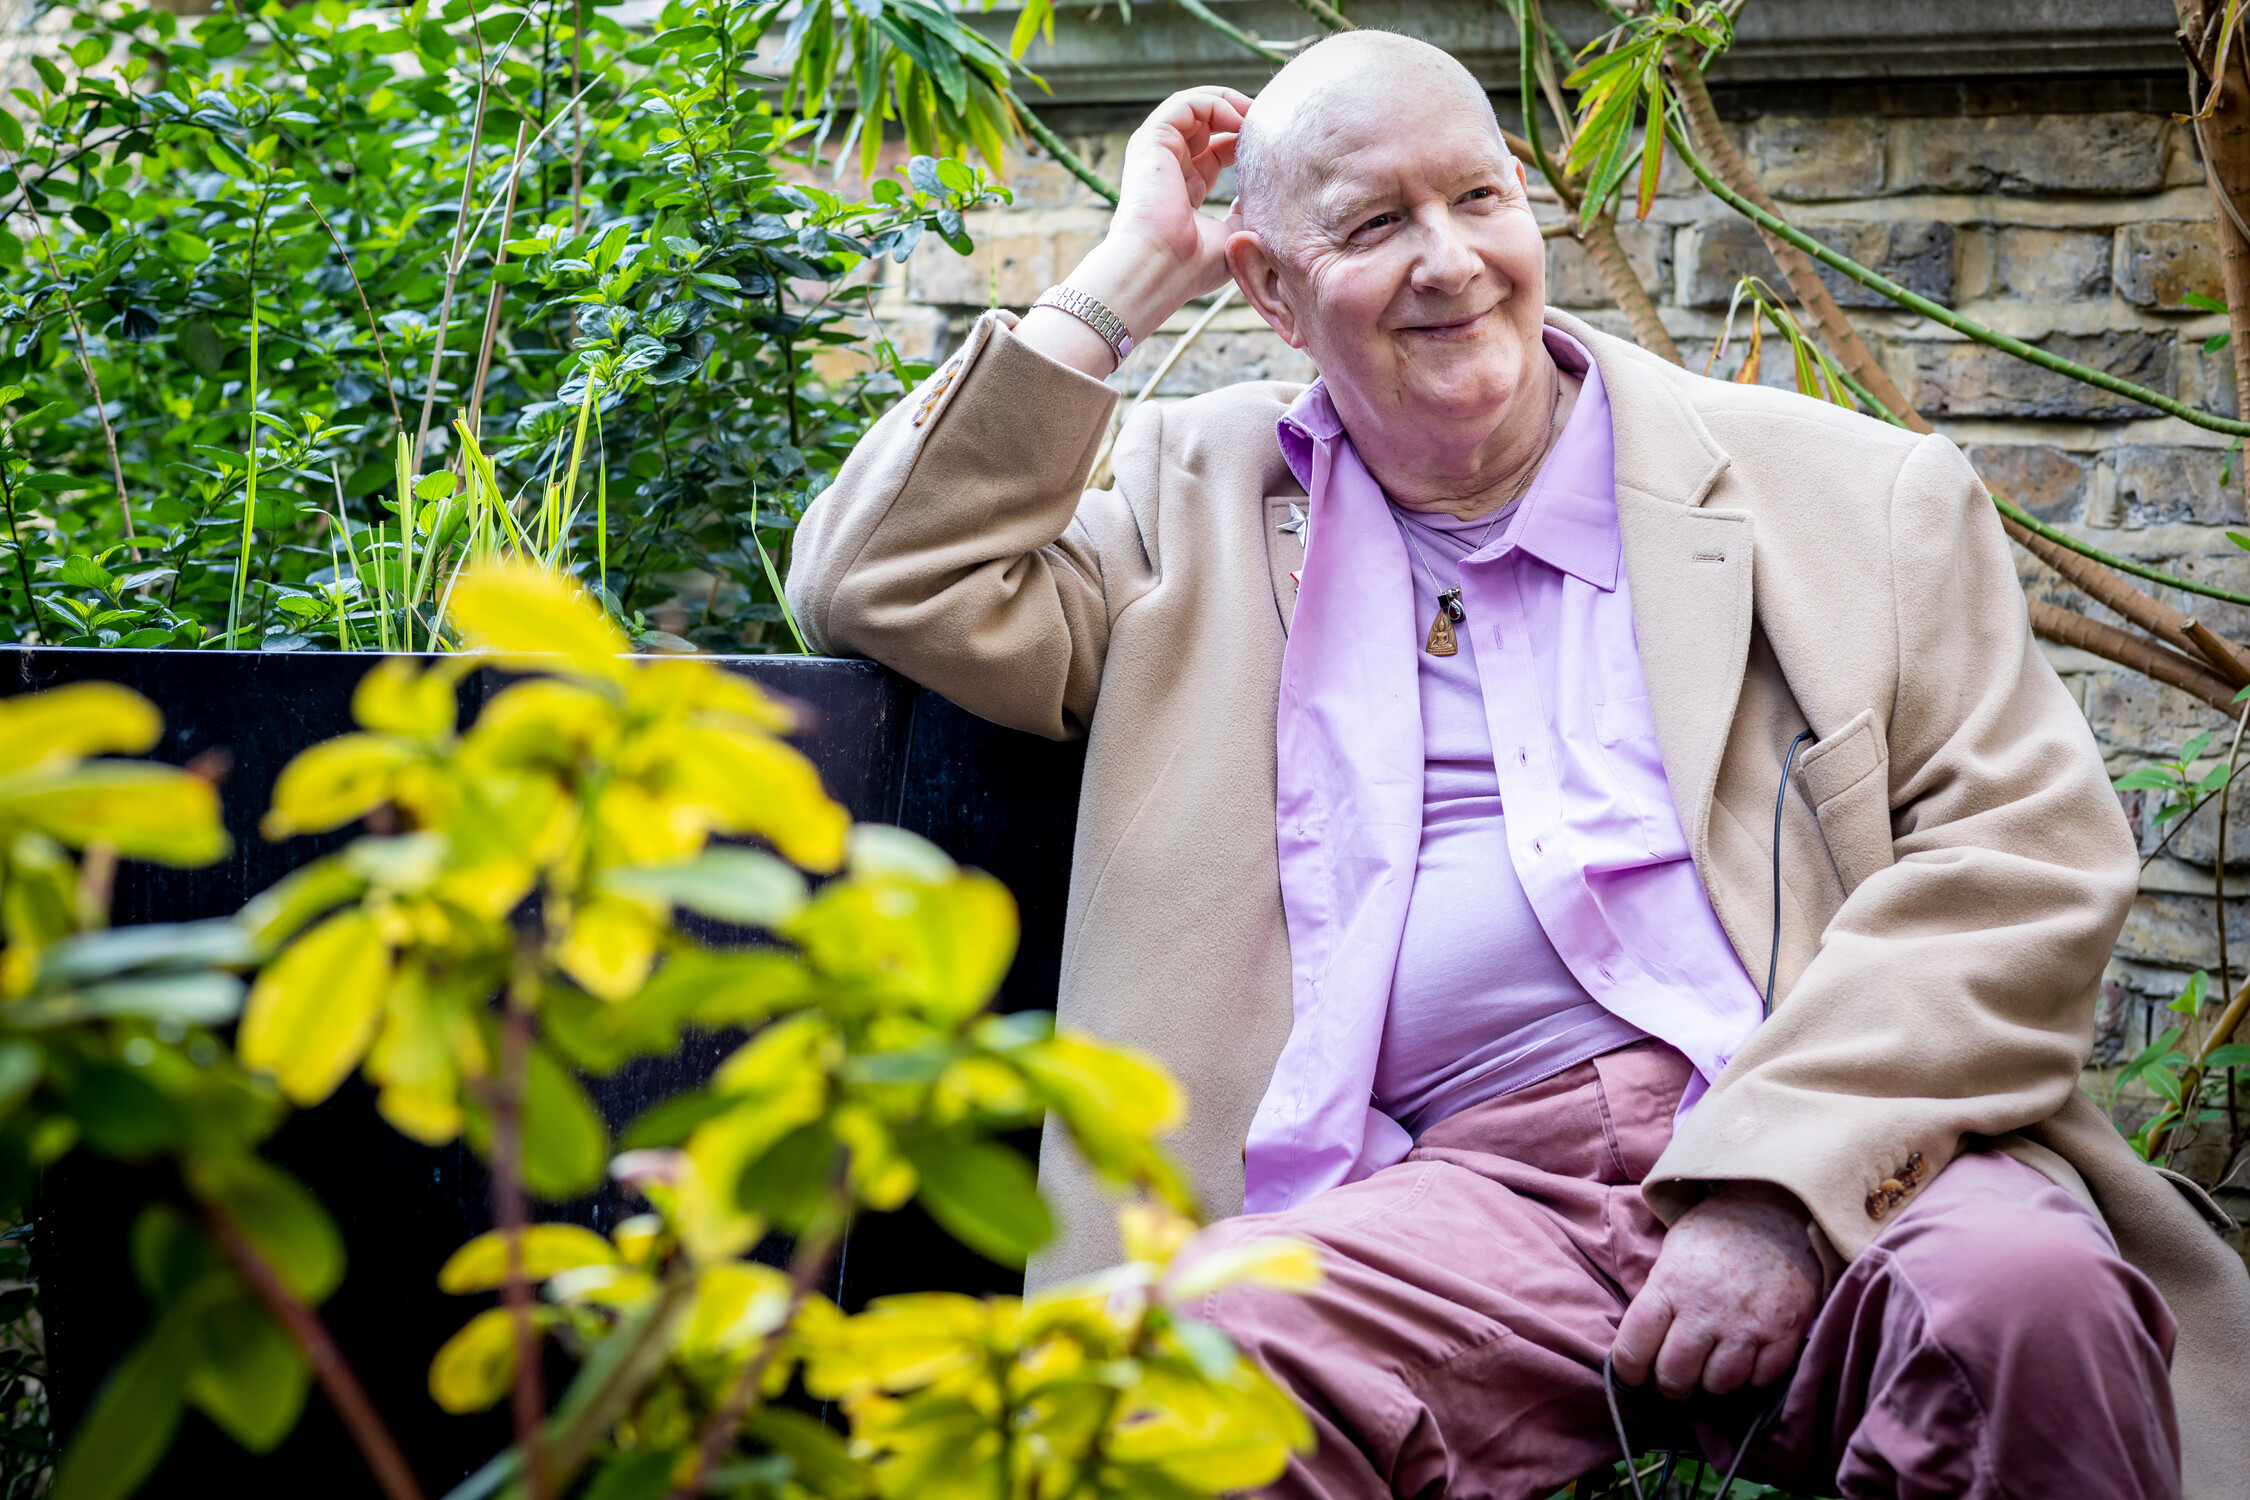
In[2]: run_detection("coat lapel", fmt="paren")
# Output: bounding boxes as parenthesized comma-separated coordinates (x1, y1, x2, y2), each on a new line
(1549, 311, 1749, 864)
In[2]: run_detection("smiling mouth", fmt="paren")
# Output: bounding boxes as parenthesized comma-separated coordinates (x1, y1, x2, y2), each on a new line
(1401, 307, 1494, 338)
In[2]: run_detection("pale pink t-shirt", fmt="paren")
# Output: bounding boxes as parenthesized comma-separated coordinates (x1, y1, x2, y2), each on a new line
(1372, 496, 1647, 1134)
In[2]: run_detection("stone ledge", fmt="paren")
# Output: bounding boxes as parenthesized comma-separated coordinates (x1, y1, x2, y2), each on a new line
(987, 0, 2182, 107)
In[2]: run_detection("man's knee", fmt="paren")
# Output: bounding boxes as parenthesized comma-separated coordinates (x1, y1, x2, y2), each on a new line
(1882, 1155, 2175, 1365)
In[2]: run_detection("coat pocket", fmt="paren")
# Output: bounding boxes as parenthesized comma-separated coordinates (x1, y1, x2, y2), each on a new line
(1794, 708, 1894, 896)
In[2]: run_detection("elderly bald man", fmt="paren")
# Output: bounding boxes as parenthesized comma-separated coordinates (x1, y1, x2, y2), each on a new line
(792, 32, 2250, 1500)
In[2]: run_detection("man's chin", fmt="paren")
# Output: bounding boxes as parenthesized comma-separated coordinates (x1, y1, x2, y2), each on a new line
(1386, 367, 1526, 426)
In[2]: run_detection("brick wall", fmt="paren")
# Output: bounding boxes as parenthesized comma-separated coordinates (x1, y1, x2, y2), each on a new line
(860, 72, 2244, 1142)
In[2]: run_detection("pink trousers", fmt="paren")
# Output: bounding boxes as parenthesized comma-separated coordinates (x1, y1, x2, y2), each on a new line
(1190, 1043, 2180, 1500)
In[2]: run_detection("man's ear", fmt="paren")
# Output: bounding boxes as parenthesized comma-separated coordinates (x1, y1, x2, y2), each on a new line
(1226, 228, 1307, 351)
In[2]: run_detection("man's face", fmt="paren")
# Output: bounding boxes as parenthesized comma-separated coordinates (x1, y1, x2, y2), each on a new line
(1232, 93, 1548, 428)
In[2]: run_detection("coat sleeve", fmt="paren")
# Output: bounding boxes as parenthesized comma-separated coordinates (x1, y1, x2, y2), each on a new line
(785, 310, 1151, 741)
(1647, 432, 2142, 1261)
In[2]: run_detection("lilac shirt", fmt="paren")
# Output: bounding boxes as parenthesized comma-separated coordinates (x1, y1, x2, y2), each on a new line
(1373, 496, 1647, 1135)
(1245, 328, 1768, 1212)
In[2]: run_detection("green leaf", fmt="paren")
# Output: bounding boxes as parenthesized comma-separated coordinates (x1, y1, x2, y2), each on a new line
(2170, 970, 2210, 1016)
(181, 1293, 309, 1451)
(50, 1302, 192, 1500)
(602, 847, 808, 927)
(2183, 290, 2231, 315)
(438, 1223, 617, 1293)
(2113, 767, 2182, 792)
(7, 971, 245, 1030)
(30, 55, 64, 95)
(186, 1154, 346, 1303)
(735, 1119, 838, 1230)
(2202, 1044, 2250, 1068)
(237, 855, 370, 955)
(239, 910, 387, 1106)
(2145, 1065, 2186, 1105)
(0, 761, 229, 865)
(900, 1137, 1051, 1267)
(468, 1046, 607, 1200)
(70, 1063, 186, 1158)
(2118, 1024, 2184, 1087)
(618, 1088, 735, 1150)
(38, 920, 251, 984)
(583, 1450, 679, 1500)
(176, 319, 227, 379)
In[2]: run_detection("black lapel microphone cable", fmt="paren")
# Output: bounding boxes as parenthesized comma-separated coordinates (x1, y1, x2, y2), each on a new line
(1766, 729, 1816, 1016)
(1600, 727, 1814, 1498)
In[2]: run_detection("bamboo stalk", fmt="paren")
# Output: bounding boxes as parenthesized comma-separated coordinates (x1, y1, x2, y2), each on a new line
(2175, 0, 2250, 502)
(2003, 516, 2250, 682)
(1282, 0, 1352, 31)
(466, 123, 534, 441)
(1994, 491, 2250, 612)
(1667, 112, 2250, 439)
(2026, 600, 2237, 713)
(1004, 89, 1119, 204)
(1172, 0, 1291, 64)
(1578, 208, 1679, 364)
(411, 42, 508, 469)
(1667, 53, 1926, 434)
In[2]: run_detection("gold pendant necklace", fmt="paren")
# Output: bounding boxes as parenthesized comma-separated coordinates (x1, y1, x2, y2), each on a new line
(1402, 373, 1564, 657)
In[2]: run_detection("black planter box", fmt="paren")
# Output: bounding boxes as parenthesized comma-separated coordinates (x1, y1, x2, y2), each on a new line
(7, 647, 1085, 1498)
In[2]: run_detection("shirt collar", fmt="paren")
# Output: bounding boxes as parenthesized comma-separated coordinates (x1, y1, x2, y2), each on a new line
(1277, 327, 1620, 593)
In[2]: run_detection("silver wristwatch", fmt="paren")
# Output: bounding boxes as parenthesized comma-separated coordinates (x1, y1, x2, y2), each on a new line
(1032, 285, 1135, 369)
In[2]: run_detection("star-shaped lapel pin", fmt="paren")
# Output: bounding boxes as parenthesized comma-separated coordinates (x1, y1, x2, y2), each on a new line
(1276, 502, 1308, 540)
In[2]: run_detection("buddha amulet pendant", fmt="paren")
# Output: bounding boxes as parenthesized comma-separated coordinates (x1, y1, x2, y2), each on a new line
(1422, 589, 1458, 652)
(1426, 589, 1465, 657)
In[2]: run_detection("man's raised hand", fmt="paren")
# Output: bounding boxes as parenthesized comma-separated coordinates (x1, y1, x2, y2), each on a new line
(1108, 86, 1253, 306)
(1016, 86, 1251, 379)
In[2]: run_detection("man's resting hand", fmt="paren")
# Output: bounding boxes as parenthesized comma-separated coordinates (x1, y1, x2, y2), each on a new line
(1016, 86, 1251, 379)
(1611, 1182, 1824, 1399)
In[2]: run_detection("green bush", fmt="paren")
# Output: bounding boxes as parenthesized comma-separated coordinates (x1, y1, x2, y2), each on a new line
(0, 0, 1016, 654)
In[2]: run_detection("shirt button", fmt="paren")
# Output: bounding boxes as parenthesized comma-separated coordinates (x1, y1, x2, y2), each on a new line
(1532, 840, 1544, 855)
(1517, 748, 1530, 766)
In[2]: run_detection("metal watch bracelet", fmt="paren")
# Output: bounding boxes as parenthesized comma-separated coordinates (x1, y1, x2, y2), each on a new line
(1031, 285, 1134, 370)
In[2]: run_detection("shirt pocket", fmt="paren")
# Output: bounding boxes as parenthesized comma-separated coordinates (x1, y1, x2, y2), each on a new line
(1594, 695, 1692, 862)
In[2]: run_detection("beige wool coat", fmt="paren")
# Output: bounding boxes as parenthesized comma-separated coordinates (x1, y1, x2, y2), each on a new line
(789, 307, 2250, 1490)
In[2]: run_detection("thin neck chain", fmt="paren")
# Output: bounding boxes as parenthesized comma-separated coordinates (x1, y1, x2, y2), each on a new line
(1397, 367, 1565, 603)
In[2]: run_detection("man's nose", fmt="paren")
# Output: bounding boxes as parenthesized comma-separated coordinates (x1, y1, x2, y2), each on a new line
(1408, 212, 1482, 296)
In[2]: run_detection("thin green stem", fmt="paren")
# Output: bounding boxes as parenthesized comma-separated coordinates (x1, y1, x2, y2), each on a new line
(0, 434, 34, 636)
(1171, 0, 1291, 63)
(750, 491, 808, 654)
(229, 203, 268, 649)
(1282, 0, 1352, 31)
(1667, 116, 2250, 439)
(1003, 88, 1118, 203)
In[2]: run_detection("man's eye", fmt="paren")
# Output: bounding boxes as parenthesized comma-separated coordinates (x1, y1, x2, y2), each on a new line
(1357, 213, 1398, 234)
(1462, 187, 1496, 202)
